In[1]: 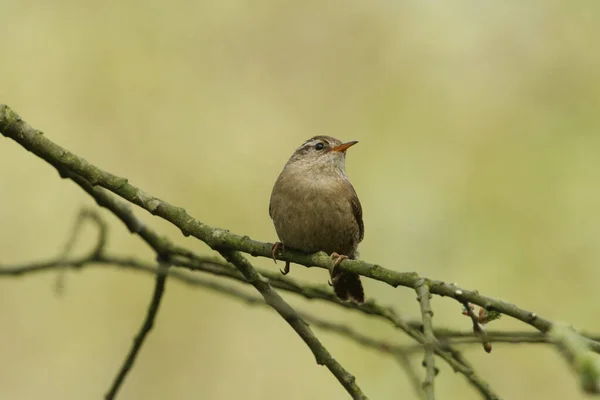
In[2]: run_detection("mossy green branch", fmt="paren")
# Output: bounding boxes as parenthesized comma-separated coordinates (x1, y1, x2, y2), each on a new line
(2, 103, 599, 399)
(0, 104, 553, 335)
(551, 324, 600, 394)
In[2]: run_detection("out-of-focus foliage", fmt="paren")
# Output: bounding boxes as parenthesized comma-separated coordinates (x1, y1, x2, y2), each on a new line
(2, 2, 600, 399)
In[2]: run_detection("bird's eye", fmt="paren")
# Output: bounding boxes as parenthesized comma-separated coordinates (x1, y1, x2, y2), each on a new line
(315, 142, 324, 150)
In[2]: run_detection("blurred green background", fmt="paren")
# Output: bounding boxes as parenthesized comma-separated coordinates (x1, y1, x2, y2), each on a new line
(2, 2, 600, 399)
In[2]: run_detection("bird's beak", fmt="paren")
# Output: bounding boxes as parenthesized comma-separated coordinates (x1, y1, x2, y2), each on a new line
(331, 140, 358, 153)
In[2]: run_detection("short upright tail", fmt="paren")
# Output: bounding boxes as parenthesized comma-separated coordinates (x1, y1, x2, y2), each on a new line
(331, 270, 365, 303)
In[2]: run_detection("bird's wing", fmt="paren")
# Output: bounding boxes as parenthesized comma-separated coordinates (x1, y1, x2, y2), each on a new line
(268, 180, 277, 219)
(350, 185, 364, 242)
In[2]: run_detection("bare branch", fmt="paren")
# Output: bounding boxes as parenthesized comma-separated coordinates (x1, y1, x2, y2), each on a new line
(0, 253, 410, 356)
(461, 303, 492, 354)
(105, 262, 169, 400)
(54, 208, 107, 294)
(395, 353, 426, 400)
(0, 104, 555, 336)
(74, 178, 367, 398)
(2, 124, 367, 398)
(10, 251, 600, 400)
(415, 280, 436, 400)
(1, 199, 506, 400)
(3, 103, 597, 399)
(0, 104, 507, 399)
(220, 250, 367, 399)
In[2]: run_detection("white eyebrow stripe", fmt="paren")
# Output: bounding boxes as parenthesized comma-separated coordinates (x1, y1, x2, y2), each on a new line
(299, 139, 317, 149)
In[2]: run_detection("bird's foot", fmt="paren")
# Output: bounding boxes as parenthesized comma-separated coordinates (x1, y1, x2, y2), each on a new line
(271, 242, 284, 263)
(329, 252, 363, 303)
(330, 252, 349, 270)
(329, 252, 349, 282)
(271, 242, 291, 275)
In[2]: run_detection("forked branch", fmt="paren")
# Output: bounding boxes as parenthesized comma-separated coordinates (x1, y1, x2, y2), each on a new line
(3, 103, 600, 399)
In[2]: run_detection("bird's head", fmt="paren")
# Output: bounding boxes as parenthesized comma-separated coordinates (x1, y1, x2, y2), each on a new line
(286, 135, 358, 173)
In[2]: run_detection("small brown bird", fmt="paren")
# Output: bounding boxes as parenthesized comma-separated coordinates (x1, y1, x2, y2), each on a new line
(269, 135, 365, 303)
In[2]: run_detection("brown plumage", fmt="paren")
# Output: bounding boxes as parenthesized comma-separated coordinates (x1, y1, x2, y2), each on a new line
(269, 135, 365, 303)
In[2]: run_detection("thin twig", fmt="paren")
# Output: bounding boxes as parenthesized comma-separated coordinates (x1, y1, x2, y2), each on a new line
(4, 247, 451, 400)
(14, 246, 600, 352)
(219, 250, 367, 399)
(395, 353, 426, 400)
(11, 252, 600, 400)
(54, 208, 107, 294)
(462, 302, 492, 353)
(1, 246, 519, 400)
(105, 262, 169, 400)
(0, 254, 409, 356)
(0, 249, 502, 399)
(407, 322, 600, 347)
(170, 253, 501, 398)
(415, 279, 436, 400)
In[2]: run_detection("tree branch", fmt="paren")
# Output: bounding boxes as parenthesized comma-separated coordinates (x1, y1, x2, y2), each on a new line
(461, 302, 492, 354)
(0, 246, 501, 398)
(70, 173, 368, 399)
(551, 324, 600, 394)
(395, 352, 426, 400)
(2, 103, 599, 399)
(220, 249, 367, 399)
(415, 280, 436, 400)
(0, 104, 556, 335)
(2, 112, 369, 398)
(0, 253, 409, 355)
(105, 261, 169, 400)
(0, 104, 506, 400)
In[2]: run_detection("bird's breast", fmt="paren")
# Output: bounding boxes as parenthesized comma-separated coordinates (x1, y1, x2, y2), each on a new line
(270, 173, 360, 256)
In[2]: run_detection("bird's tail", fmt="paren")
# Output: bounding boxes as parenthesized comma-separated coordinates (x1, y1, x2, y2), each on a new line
(331, 269, 365, 303)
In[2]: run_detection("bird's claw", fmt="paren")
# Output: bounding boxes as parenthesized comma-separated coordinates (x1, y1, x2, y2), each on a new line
(272, 242, 291, 275)
(280, 261, 291, 275)
(271, 242, 284, 264)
